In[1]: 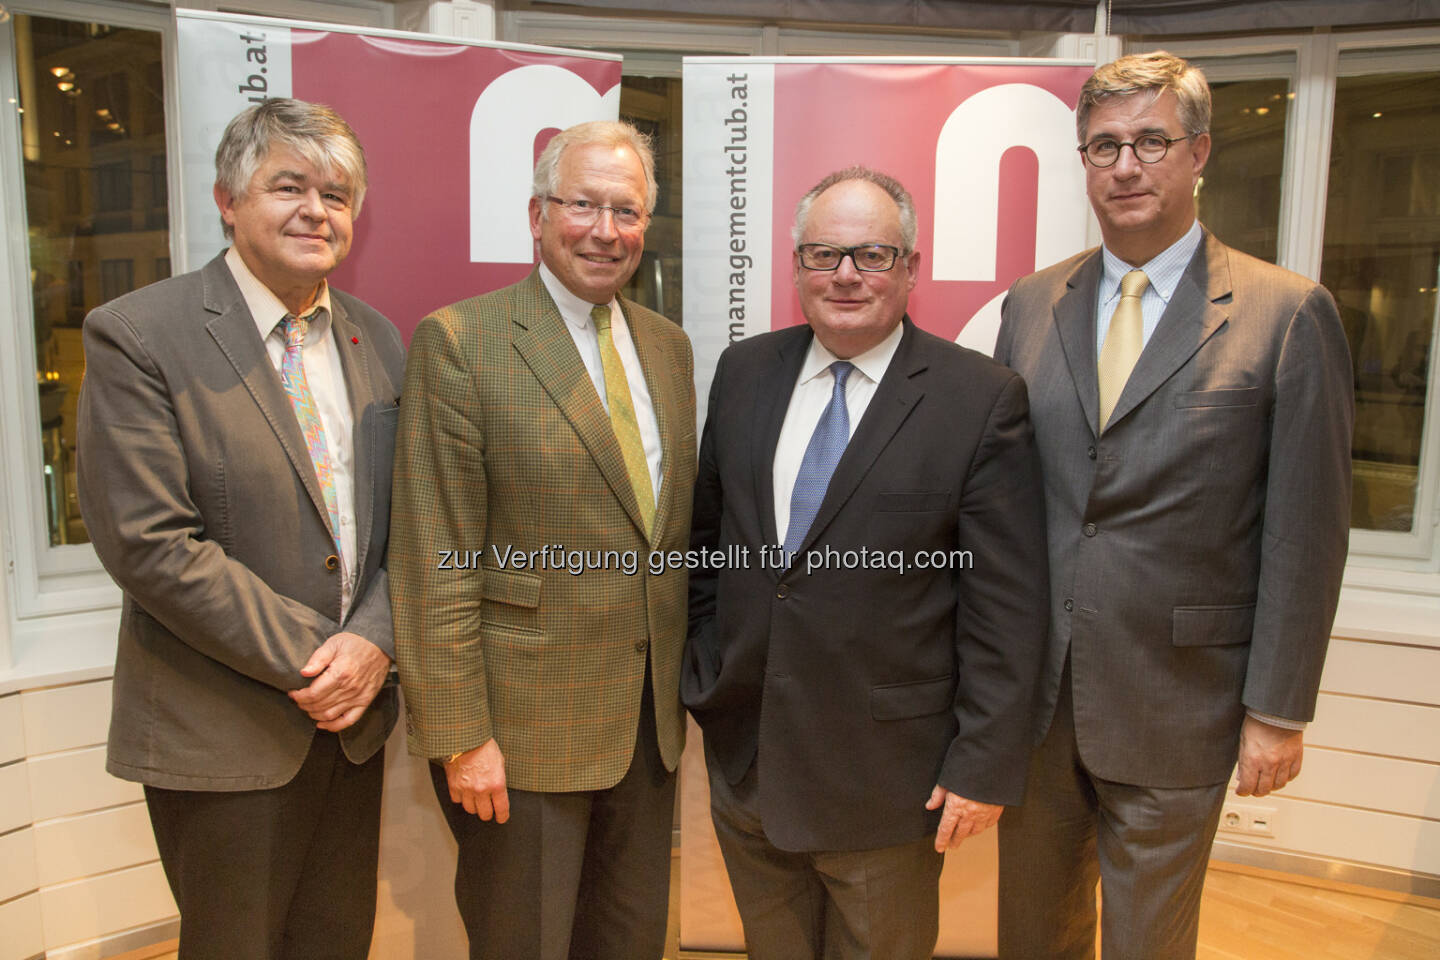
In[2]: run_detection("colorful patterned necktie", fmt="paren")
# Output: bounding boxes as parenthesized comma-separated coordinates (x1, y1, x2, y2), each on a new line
(279, 312, 344, 560)
(784, 361, 854, 558)
(1098, 268, 1150, 430)
(591, 304, 655, 537)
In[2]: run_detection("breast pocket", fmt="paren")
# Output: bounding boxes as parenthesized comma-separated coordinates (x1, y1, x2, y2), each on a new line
(1174, 387, 1260, 408)
(866, 491, 950, 550)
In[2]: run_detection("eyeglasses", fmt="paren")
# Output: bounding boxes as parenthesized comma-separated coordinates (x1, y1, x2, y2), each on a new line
(797, 243, 903, 272)
(1078, 134, 1191, 168)
(546, 196, 647, 229)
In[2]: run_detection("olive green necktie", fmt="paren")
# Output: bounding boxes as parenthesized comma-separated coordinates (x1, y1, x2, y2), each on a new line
(1098, 269, 1149, 431)
(591, 304, 655, 536)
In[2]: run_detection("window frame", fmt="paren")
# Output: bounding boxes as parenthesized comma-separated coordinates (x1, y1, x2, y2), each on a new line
(0, 0, 394, 633)
(1153, 30, 1440, 572)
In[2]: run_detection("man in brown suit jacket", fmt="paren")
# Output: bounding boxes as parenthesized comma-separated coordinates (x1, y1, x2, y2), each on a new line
(391, 121, 695, 960)
(77, 100, 402, 960)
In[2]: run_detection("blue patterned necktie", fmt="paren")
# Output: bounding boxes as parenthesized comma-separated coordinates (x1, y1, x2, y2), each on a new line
(784, 361, 854, 557)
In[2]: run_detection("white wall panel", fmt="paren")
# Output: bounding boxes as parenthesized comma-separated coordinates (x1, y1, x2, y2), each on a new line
(0, 761, 32, 835)
(1240, 795, 1440, 875)
(0, 893, 43, 960)
(20, 681, 110, 756)
(1319, 638, 1440, 706)
(27, 747, 141, 821)
(0, 826, 36, 901)
(0, 695, 24, 763)
(39, 862, 176, 950)
(1278, 748, 1440, 820)
(33, 803, 158, 887)
(1309, 694, 1440, 762)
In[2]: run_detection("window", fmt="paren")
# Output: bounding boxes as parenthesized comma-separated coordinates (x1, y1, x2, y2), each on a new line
(1321, 57, 1440, 536)
(1165, 35, 1440, 567)
(1198, 76, 1291, 265)
(99, 258, 134, 302)
(0, 6, 172, 616)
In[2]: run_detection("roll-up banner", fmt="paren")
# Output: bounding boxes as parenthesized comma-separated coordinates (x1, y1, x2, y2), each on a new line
(176, 10, 623, 339)
(683, 57, 1096, 415)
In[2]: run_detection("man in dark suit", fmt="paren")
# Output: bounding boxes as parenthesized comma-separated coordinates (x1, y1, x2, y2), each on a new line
(76, 99, 402, 960)
(684, 166, 1049, 960)
(994, 52, 1354, 959)
(391, 121, 694, 960)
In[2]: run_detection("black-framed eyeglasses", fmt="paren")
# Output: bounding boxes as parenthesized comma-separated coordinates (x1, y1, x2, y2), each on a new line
(797, 243, 903, 272)
(545, 196, 648, 229)
(1078, 134, 1191, 168)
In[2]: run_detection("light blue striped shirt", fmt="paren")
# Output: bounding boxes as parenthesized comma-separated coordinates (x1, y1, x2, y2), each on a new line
(1095, 220, 1204, 356)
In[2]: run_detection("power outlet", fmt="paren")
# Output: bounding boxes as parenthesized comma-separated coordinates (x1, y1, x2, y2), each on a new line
(1218, 802, 1278, 838)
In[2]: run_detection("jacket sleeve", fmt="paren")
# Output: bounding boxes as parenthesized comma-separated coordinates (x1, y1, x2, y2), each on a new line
(1243, 283, 1354, 720)
(76, 304, 337, 691)
(390, 310, 494, 758)
(938, 372, 1050, 805)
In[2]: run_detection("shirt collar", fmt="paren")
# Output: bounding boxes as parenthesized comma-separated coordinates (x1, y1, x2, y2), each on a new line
(798, 319, 905, 387)
(538, 261, 616, 331)
(1100, 219, 1203, 305)
(226, 245, 333, 343)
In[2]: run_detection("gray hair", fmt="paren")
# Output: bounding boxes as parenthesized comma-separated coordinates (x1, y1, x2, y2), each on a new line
(1077, 50, 1211, 143)
(531, 120, 658, 214)
(214, 98, 368, 238)
(791, 166, 918, 254)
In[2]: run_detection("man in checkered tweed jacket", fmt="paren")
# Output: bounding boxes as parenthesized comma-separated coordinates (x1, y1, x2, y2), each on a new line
(391, 120, 695, 960)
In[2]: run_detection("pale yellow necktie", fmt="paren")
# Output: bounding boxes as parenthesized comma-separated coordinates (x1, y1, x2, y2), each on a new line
(591, 304, 655, 536)
(1098, 269, 1150, 430)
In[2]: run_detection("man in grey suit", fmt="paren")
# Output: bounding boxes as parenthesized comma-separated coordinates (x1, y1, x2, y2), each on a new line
(994, 51, 1353, 959)
(77, 99, 403, 960)
(685, 166, 1049, 960)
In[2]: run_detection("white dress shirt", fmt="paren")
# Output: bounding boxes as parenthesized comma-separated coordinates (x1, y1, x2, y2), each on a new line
(539, 263, 664, 501)
(226, 246, 358, 617)
(773, 321, 904, 541)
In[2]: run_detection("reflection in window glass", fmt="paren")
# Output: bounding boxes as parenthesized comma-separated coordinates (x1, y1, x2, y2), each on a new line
(1196, 77, 1290, 265)
(1321, 68, 1440, 532)
(19, 14, 169, 546)
(620, 75, 683, 326)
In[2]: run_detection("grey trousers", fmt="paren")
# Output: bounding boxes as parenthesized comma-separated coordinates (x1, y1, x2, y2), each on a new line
(431, 678, 676, 960)
(707, 749, 945, 960)
(997, 666, 1228, 960)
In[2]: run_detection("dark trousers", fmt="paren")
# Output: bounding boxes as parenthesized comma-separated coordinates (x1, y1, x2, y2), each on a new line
(144, 731, 384, 960)
(997, 663, 1228, 960)
(431, 680, 677, 960)
(707, 750, 945, 960)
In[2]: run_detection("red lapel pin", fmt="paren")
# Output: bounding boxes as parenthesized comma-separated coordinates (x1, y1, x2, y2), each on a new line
(351, 336, 360, 344)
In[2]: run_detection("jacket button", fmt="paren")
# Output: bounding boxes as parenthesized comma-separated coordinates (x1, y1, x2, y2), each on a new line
(1087, 445, 1097, 460)
(1063, 598, 1074, 611)
(324, 554, 340, 570)
(634, 639, 647, 652)
(1083, 523, 1097, 537)
(776, 584, 789, 599)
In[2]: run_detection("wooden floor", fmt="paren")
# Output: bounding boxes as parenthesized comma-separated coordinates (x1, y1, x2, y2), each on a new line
(117, 860, 1440, 960)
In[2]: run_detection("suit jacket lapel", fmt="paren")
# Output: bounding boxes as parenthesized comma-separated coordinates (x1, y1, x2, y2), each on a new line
(1106, 231, 1231, 428)
(509, 273, 649, 538)
(792, 318, 924, 559)
(331, 301, 375, 574)
(1053, 250, 1103, 438)
(202, 256, 334, 534)
(755, 328, 809, 551)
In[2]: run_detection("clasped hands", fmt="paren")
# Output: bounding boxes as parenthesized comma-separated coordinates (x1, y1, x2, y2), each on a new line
(287, 631, 391, 732)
